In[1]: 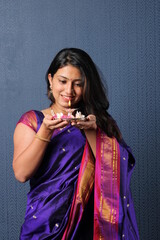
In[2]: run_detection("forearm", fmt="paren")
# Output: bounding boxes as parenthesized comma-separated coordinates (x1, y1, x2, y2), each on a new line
(84, 129, 96, 158)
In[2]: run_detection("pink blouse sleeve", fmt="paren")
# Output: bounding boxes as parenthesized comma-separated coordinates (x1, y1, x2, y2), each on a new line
(17, 110, 37, 132)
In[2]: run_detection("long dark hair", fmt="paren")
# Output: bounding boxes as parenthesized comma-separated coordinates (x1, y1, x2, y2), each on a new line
(46, 48, 122, 141)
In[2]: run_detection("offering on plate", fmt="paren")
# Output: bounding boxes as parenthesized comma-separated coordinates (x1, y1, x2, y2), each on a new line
(75, 111, 85, 119)
(51, 109, 85, 120)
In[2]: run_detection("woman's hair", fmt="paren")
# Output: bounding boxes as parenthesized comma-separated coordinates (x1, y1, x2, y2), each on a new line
(46, 48, 122, 141)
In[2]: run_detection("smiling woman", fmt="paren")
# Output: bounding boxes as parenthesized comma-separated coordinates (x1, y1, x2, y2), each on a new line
(12, 48, 139, 239)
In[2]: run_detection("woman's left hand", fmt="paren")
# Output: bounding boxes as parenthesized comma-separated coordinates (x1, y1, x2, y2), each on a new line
(71, 114, 97, 130)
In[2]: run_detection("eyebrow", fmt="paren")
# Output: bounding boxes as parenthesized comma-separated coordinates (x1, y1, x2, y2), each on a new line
(57, 75, 82, 81)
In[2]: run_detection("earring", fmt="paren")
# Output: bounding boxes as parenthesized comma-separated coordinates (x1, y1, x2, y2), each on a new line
(50, 85, 52, 94)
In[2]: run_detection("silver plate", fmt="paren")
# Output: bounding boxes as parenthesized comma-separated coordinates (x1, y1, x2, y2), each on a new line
(54, 117, 86, 121)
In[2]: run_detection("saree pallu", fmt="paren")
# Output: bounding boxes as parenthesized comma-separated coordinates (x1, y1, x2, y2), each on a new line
(18, 110, 139, 239)
(62, 128, 139, 240)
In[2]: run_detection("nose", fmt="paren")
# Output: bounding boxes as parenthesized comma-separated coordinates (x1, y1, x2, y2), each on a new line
(66, 82, 74, 95)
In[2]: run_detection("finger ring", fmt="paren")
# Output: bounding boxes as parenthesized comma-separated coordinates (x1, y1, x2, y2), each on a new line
(80, 126, 83, 129)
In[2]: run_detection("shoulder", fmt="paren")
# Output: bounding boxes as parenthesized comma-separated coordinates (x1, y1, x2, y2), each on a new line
(16, 110, 43, 132)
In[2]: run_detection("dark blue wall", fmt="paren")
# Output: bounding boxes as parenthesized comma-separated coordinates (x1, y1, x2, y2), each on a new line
(0, 1, 159, 239)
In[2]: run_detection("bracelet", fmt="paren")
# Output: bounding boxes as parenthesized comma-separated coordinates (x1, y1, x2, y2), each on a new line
(35, 134, 51, 143)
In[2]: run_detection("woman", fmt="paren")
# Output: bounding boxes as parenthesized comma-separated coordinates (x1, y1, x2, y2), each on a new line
(13, 48, 139, 239)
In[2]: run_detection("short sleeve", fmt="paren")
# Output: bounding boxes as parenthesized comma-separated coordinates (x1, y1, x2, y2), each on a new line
(17, 110, 38, 132)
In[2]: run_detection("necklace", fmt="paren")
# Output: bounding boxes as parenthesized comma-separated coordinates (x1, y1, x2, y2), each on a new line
(50, 105, 67, 116)
(50, 108, 55, 116)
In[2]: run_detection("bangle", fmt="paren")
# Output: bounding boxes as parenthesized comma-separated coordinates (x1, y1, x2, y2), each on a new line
(35, 134, 51, 143)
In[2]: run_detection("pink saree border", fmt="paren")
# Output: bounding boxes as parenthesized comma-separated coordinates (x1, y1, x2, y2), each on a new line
(94, 129, 120, 240)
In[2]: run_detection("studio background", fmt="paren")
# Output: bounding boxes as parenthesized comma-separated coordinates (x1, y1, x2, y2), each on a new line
(0, 0, 159, 239)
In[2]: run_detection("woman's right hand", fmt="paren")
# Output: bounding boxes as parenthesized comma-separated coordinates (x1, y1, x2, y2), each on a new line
(42, 114, 69, 132)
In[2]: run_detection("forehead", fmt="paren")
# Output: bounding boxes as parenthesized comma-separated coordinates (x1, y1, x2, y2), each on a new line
(55, 65, 82, 79)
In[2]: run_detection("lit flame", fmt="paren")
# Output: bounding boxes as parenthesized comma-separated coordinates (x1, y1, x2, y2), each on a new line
(68, 100, 71, 107)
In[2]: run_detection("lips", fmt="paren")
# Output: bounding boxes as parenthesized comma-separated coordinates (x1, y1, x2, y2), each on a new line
(61, 95, 74, 102)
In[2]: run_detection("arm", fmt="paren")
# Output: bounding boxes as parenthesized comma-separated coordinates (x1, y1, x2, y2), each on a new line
(13, 115, 68, 183)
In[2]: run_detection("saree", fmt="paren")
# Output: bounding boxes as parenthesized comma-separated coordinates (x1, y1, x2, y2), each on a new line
(17, 110, 139, 240)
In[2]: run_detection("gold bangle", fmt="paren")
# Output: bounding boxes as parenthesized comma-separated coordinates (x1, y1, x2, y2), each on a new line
(35, 134, 51, 143)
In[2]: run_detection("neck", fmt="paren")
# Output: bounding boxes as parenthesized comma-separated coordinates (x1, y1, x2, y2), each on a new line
(51, 104, 69, 115)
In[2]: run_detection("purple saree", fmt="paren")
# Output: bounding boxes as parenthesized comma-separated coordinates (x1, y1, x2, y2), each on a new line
(17, 110, 139, 240)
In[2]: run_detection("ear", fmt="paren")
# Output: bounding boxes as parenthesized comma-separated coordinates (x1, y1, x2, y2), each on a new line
(48, 74, 53, 87)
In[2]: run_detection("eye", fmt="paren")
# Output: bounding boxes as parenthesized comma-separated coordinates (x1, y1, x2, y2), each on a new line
(59, 79, 66, 84)
(74, 82, 83, 87)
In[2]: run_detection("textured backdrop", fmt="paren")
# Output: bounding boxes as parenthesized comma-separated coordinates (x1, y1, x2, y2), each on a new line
(0, 0, 160, 239)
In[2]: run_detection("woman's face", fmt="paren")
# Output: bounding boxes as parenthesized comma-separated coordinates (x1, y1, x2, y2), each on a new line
(48, 65, 84, 110)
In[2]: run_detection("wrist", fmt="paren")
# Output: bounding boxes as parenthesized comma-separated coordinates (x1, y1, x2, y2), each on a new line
(35, 134, 51, 143)
(38, 123, 53, 139)
(93, 123, 97, 130)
